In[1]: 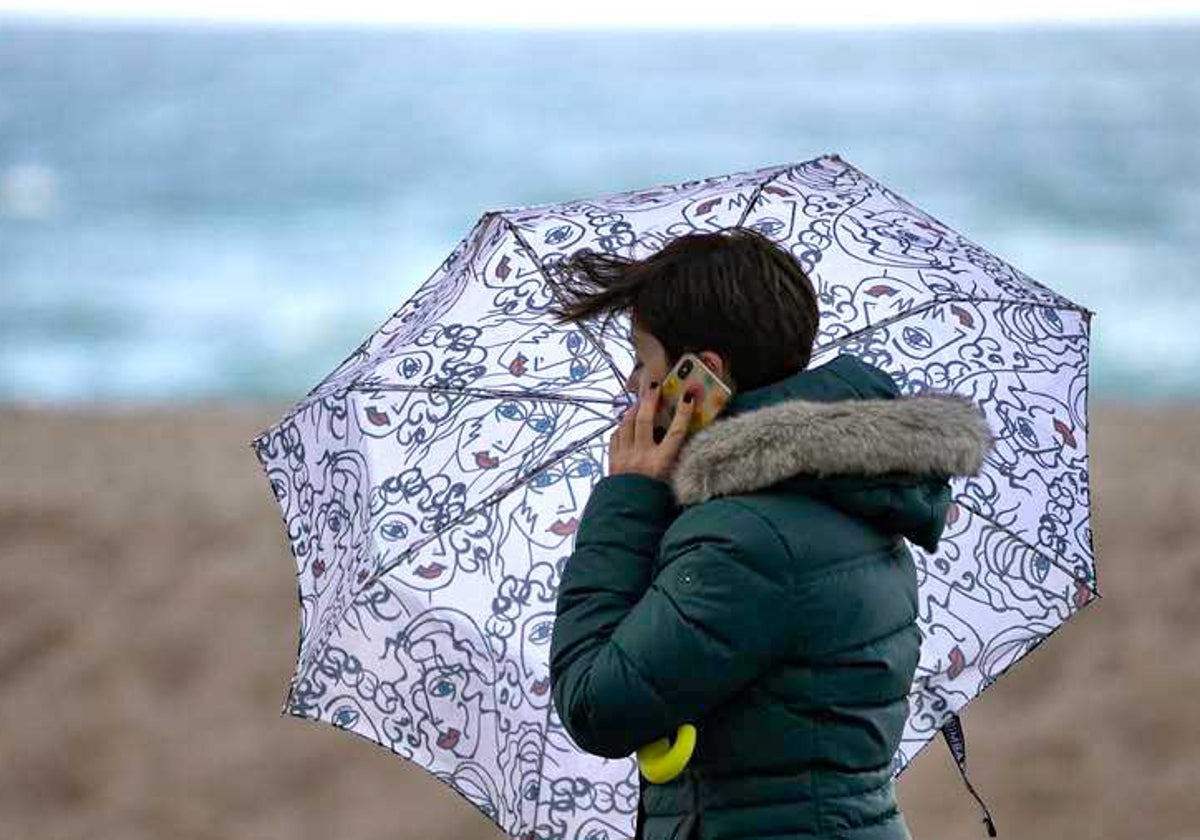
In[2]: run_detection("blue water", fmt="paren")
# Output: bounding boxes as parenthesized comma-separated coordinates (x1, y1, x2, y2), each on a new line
(1, 20, 1197, 405)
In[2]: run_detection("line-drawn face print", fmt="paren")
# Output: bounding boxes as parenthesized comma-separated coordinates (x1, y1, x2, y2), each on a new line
(492, 717, 548, 834)
(490, 322, 595, 389)
(454, 396, 563, 482)
(992, 386, 1079, 473)
(354, 387, 461, 453)
(418, 330, 587, 487)
(980, 523, 1075, 621)
(484, 561, 558, 711)
(422, 662, 474, 754)
(518, 609, 556, 709)
(376, 506, 448, 590)
(371, 468, 463, 593)
(913, 606, 985, 712)
(364, 329, 614, 595)
(310, 450, 369, 598)
(387, 505, 498, 595)
(405, 609, 496, 760)
(839, 207, 955, 270)
(510, 449, 603, 554)
(540, 324, 595, 384)
(445, 325, 607, 495)
(888, 301, 975, 364)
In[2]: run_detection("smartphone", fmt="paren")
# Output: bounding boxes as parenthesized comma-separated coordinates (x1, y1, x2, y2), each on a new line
(651, 352, 733, 443)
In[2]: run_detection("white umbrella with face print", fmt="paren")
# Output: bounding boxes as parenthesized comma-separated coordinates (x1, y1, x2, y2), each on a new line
(249, 152, 1098, 840)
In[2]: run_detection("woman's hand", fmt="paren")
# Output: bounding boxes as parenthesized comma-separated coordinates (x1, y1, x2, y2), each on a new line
(608, 376, 697, 482)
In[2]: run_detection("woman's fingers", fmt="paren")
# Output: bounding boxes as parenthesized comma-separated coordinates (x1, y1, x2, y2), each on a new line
(635, 377, 658, 442)
(660, 388, 696, 453)
(616, 390, 638, 443)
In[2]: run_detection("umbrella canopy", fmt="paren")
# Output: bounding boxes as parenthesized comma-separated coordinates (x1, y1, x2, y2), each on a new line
(249, 152, 1098, 840)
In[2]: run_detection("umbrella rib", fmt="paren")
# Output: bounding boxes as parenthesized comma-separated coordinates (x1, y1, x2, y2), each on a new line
(253, 379, 620, 453)
(953, 498, 1101, 600)
(812, 294, 1095, 361)
(735, 164, 792, 228)
(346, 382, 622, 420)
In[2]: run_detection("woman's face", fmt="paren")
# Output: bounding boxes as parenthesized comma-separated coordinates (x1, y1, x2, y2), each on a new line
(624, 321, 729, 396)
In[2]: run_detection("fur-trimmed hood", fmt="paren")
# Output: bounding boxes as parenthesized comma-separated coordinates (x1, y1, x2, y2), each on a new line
(668, 354, 996, 552)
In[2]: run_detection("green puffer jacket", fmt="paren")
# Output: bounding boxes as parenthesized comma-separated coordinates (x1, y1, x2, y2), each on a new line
(550, 353, 995, 840)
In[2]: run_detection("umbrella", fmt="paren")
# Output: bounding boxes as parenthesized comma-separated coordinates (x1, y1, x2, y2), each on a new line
(249, 152, 1098, 840)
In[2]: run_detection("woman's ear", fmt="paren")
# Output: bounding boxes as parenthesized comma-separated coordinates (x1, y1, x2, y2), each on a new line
(698, 350, 733, 389)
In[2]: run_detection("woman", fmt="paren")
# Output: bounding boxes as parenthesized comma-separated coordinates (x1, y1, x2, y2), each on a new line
(547, 228, 995, 840)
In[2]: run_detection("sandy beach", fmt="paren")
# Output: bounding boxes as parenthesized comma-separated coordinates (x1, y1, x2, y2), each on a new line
(1, 399, 1197, 840)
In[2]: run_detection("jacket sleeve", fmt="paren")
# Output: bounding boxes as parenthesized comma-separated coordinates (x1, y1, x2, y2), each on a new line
(550, 473, 799, 759)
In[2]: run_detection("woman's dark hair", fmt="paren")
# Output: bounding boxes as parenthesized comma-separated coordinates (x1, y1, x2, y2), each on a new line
(544, 226, 820, 393)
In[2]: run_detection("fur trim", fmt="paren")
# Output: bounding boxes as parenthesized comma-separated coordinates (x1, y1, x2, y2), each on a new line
(669, 392, 995, 507)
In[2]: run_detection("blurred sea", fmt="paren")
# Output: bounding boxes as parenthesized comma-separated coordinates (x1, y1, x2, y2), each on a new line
(0, 20, 1197, 405)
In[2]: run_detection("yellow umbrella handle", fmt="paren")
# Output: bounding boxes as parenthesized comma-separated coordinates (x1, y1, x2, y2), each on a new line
(635, 723, 697, 783)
